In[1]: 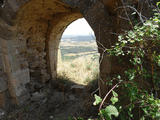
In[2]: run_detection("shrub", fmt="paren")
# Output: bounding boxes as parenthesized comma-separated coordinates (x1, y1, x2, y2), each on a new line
(103, 7, 160, 120)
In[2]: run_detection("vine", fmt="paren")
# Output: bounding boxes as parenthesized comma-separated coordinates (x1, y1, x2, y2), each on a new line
(97, 3, 160, 119)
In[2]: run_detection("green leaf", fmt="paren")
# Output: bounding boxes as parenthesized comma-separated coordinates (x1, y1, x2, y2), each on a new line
(93, 94, 102, 105)
(77, 117, 84, 120)
(112, 91, 118, 97)
(99, 109, 111, 120)
(103, 105, 119, 119)
(140, 116, 145, 120)
(110, 97, 118, 105)
(156, 112, 160, 118)
(157, 2, 160, 8)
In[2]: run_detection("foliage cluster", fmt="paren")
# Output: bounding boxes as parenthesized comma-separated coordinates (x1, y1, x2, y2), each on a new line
(72, 3, 160, 120)
(95, 5, 160, 120)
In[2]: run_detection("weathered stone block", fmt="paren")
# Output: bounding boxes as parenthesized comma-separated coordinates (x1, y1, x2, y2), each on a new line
(0, 92, 6, 108)
(13, 91, 30, 105)
(0, 77, 7, 92)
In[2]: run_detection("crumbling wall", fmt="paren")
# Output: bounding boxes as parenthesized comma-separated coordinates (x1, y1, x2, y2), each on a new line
(0, 20, 30, 106)
(15, 0, 82, 85)
(0, 42, 7, 108)
(0, 0, 155, 107)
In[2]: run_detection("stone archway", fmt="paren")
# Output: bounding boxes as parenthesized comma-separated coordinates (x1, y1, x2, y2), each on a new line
(48, 13, 82, 80)
(0, 0, 149, 107)
(0, 0, 120, 106)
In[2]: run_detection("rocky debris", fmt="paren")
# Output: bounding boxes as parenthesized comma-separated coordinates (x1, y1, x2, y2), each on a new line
(71, 85, 85, 94)
(31, 92, 46, 102)
(1, 84, 98, 120)
(71, 85, 85, 89)
(0, 109, 5, 119)
(26, 81, 45, 93)
(49, 91, 65, 104)
(49, 115, 54, 119)
(68, 94, 76, 101)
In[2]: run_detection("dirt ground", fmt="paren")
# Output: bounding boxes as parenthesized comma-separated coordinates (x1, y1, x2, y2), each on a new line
(1, 81, 99, 120)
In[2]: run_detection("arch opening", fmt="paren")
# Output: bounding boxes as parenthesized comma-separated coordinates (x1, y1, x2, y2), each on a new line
(56, 18, 99, 86)
(1, 0, 102, 110)
(48, 13, 83, 81)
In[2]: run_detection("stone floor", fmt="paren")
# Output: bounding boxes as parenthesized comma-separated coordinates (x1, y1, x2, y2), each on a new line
(1, 82, 98, 120)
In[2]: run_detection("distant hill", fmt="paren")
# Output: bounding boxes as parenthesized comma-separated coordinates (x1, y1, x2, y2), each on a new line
(61, 35, 95, 42)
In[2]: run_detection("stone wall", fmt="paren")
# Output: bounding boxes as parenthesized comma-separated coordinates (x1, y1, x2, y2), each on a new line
(15, 0, 82, 93)
(0, 0, 155, 108)
(0, 42, 7, 108)
(0, 36, 30, 105)
(0, 4, 30, 104)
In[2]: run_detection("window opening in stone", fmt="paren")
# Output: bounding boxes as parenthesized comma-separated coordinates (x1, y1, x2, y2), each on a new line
(57, 18, 99, 86)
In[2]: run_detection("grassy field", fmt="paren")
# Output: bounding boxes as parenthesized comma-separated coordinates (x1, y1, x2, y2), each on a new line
(57, 40, 99, 85)
(59, 40, 98, 60)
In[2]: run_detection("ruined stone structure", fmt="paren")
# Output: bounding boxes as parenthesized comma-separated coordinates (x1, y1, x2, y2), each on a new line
(0, 0, 155, 108)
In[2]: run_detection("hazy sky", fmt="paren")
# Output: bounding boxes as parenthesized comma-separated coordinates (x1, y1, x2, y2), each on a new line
(63, 18, 94, 36)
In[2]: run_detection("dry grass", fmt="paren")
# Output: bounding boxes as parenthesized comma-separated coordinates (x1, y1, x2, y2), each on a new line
(57, 55, 99, 85)
(57, 40, 99, 86)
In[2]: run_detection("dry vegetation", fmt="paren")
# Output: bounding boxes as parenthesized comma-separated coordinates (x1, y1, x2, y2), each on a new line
(57, 40, 99, 85)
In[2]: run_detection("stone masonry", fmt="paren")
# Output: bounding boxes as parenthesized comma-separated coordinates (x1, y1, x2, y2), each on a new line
(0, 0, 155, 108)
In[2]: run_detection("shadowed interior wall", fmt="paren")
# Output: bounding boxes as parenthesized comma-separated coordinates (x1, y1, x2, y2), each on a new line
(0, 0, 153, 107)
(0, 0, 83, 106)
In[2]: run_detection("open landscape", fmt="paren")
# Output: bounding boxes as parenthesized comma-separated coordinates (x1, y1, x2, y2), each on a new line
(57, 35, 99, 85)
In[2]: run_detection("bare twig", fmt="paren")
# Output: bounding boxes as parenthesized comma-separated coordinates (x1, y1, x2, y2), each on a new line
(116, 5, 146, 23)
(120, 0, 134, 28)
(91, 88, 99, 96)
(99, 82, 120, 112)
